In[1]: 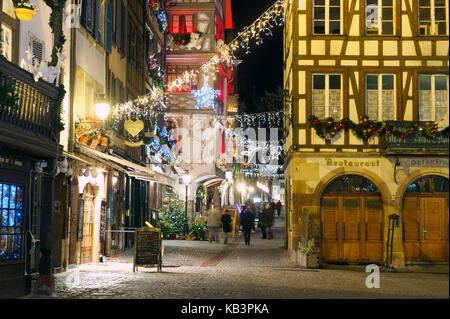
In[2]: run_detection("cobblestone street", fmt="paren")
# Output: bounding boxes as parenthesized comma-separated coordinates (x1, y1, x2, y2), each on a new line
(54, 214, 449, 299)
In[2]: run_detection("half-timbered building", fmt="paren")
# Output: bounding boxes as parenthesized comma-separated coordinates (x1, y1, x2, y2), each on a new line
(283, 0, 449, 267)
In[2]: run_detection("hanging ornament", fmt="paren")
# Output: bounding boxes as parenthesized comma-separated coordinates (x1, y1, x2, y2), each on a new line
(191, 77, 220, 110)
(124, 118, 145, 147)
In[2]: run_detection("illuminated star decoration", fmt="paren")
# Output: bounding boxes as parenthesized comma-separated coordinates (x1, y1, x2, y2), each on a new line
(191, 77, 220, 110)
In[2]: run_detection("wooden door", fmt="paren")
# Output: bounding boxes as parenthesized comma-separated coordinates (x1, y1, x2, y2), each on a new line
(363, 198, 384, 261)
(342, 197, 361, 261)
(321, 196, 383, 262)
(421, 198, 447, 262)
(403, 197, 448, 262)
(81, 199, 94, 263)
(321, 197, 339, 260)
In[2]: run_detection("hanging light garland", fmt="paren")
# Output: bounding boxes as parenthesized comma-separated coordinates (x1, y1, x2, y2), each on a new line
(166, 0, 286, 92)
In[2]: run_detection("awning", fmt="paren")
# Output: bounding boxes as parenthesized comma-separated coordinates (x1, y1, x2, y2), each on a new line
(63, 151, 90, 165)
(76, 144, 155, 177)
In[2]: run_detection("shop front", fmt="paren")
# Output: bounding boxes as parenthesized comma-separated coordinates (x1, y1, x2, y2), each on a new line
(284, 154, 449, 267)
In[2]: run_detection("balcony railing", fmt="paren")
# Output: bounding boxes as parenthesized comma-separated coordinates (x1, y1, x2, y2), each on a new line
(0, 57, 61, 141)
(380, 121, 449, 155)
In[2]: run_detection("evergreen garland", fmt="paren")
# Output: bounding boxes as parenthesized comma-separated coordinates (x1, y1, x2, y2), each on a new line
(0, 80, 19, 112)
(309, 115, 449, 143)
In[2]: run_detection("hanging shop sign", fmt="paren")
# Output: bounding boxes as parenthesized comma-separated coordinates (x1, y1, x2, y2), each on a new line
(124, 119, 145, 147)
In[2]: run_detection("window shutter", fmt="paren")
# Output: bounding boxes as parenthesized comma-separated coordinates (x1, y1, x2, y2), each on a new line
(124, 7, 129, 56)
(94, 0, 102, 45)
(115, 0, 122, 47)
(30, 37, 44, 65)
(86, 0, 94, 33)
(105, 0, 113, 53)
(81, 0, 87, 28)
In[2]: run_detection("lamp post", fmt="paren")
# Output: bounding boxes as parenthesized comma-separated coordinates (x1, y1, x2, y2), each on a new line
(182, 174, 192, 236)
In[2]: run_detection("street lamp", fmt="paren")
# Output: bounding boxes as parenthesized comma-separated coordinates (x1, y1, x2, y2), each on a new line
(182, 174, 192, 236)
(237, 183, 246, 203)
(95, 95, 111, 120)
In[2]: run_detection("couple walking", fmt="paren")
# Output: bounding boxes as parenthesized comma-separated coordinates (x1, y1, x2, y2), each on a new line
(206, 205, 233, 244)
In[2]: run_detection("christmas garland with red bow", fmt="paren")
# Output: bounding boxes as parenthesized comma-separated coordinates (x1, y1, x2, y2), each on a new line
(309, 115, 449, 143)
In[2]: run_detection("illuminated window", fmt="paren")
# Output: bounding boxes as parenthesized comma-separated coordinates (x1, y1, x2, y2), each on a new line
(419, 0, 448, 35)
(313, 0, 342, 35)
(365, 74, 395, 120)
(365, 0, 394, 35)
(171, 14, 194, 34)
(0, 183, 24, 261)
(312, 74, 342, 120)
(419, 74, 449, 121)
(167, 65, 197, 93)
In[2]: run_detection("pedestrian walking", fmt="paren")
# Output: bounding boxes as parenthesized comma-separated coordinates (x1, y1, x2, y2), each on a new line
(270, 200, 276, 216)
(206, 204, 221, 243)
(276, 200, 282, 217)
(221, 209, 232, 244)
(240, 206, 255, 246)
(259, 203, 274, 239)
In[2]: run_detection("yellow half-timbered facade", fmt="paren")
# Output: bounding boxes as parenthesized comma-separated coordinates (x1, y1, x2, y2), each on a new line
(283, 0, 449, 267)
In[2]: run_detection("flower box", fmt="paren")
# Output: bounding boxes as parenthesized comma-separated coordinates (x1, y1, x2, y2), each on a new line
(297, 252, 319, 268)
(14, 8, 36, 21)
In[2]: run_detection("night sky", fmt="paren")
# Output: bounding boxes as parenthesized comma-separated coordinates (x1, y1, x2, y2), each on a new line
(231, 0, 283, 114)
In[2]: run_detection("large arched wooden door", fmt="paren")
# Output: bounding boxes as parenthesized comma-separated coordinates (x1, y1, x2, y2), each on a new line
(80, 183, 96, 264)
(321, 175, 384, 263)
(403, 176, 449, 263)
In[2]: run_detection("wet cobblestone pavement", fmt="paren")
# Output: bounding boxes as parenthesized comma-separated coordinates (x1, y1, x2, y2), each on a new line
(53, 215, 449, 299)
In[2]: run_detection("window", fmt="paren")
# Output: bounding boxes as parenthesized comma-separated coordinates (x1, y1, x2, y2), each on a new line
(167, 65, 197, 93)
(0, 183, 24, 261)
(30, 36, 44, 66)
(0, 24, 12, 61)
(365, 74, 395, 120)
(313, 0, 341, 34)
(171, 14, 194, 34)
(312, 74, 342, 120)
(419, 0, 448, 35)
(419, 74, 449, 121)
(365, 0, 394, 35)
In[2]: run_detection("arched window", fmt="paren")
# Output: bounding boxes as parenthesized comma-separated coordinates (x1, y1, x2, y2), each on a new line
(323, 175, 379, 194)
(405, 175, 449, 194)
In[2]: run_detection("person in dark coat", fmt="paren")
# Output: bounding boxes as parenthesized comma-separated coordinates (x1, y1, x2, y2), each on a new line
(240, 206, 255, 246)
(260, 203, 274, 239)
(276, 200, 282, 217)
(221, 209, 232, 244)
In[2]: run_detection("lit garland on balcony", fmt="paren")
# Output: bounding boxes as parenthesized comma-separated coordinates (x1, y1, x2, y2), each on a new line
(309, 115, 450, 143)
(242, 164, 284, 179)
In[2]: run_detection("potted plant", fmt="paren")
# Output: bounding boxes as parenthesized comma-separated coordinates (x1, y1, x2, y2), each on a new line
(190, 218, 208, 241)
(297, 238, 319, 268)
(15, 1, 37, 21)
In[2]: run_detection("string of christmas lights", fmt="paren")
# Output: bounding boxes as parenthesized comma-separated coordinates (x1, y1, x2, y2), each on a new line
(166, 0, 286, 92)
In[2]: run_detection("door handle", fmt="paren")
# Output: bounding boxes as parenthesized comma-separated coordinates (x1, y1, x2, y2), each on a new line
(422, 229, 427, 238)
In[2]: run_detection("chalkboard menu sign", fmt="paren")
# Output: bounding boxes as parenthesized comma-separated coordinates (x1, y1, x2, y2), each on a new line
(77, 199, 84, 241)
(100, 201, 106, 241)
(133, 227, 162, 272)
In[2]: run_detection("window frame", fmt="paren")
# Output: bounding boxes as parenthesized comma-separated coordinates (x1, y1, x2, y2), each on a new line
(312, 73, 343, 120)
(312, 0, 343, 35)
(171, 14, 195, 34)
(365, 73, 397, 121)
(418, 73, 449, 121)
(0, 182, 25, 261)
(418, 0, 449, 36)
(364, 0, 396, 35)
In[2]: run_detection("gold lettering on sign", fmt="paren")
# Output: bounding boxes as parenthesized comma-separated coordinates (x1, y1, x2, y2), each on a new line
(326, 158, 380, 167)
